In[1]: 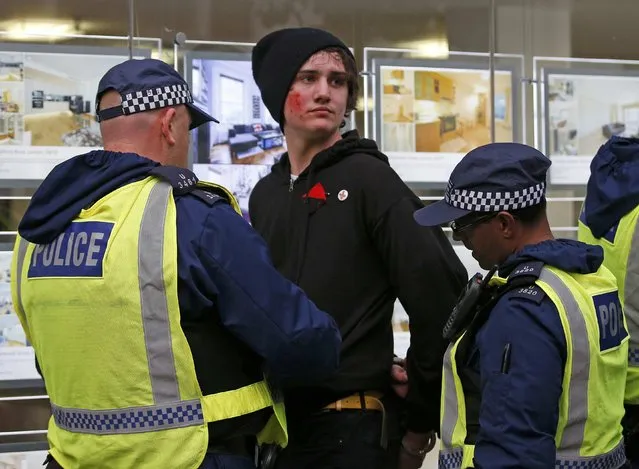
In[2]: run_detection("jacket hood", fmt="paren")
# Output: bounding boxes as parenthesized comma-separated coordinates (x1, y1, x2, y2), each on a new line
(499, 239, 603, 277)
(271, 130, 389, 179)
(582, 136, 639, 238)
(19, 150, 159, 244)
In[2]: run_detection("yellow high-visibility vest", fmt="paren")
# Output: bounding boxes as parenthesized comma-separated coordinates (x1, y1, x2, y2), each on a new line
(439, 264, 628, 469)
(579, 205, 639, 405)
(11, 176, 287, 469)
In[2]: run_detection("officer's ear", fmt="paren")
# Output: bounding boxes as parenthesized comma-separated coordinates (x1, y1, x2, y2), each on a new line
(160, 107, 178, 146)
(495, 211, 518, 239)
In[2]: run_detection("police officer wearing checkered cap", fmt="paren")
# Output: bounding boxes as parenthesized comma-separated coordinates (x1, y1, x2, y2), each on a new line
(414, 142, 629, 468)
(13, 58, 341, 469)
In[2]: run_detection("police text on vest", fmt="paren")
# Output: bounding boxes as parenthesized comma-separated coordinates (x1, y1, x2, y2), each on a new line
(28, 221, 115, 278)
(593, 291, 628, 352)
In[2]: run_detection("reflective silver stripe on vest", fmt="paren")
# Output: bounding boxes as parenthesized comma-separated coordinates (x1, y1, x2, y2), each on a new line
(441, 341, 458, 450)
(539, 268, 590, 453)
(51, 399, 203, 434)
(15, 237, 29, 323)
(16, 181, 203, 435)
(439, 267, 625, 468)
(439, 448, 463, 469)
(624, 218, 639, 367)
(139, 181, 180, 404)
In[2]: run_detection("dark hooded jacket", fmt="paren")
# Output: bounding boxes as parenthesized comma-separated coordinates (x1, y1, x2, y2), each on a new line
(249, 130, 468, 432)
(581, 136, 639, 239)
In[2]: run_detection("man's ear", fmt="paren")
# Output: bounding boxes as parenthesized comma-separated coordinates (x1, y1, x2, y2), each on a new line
(160, 108, 178, 146)
(497, 211, 517, 239)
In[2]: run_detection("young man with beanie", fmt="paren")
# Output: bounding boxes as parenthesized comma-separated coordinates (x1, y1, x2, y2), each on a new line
(249, 27, 468, 469)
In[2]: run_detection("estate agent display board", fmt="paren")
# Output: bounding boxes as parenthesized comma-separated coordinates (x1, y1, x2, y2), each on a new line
(534, 56, 639, 185)
(363, 48, 525, 184)
(0, 42, 153, 181)
(0, 251, 38, 382)
(0, 450, 49, 468)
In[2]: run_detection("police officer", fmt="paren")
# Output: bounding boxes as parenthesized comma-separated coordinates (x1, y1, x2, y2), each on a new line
(414, 142, 628, 469)
(578, 136, 639, 467)
(11, 58, 342, 469)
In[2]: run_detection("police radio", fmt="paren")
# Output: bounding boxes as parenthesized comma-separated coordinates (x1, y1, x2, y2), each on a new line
(442, 265, 498, 340)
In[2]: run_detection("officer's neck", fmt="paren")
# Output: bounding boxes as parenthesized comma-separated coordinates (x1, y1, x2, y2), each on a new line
(512, 220, 554, 252)
(103, 140, 177, 167)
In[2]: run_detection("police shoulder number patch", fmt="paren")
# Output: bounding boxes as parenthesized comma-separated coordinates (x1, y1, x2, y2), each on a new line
(508, 284, 546, 305)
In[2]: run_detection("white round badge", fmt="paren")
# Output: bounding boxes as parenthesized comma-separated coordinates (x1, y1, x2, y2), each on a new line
(338, 189, 349, 201)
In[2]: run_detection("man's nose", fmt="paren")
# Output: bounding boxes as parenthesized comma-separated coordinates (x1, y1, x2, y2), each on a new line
(314, 78, 330, 101)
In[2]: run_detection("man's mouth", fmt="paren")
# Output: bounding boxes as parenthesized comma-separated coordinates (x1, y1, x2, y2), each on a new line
(309, 107, 332, 114)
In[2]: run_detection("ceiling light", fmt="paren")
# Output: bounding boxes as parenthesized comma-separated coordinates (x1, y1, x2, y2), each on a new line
(415, 38, 449, 59)
(403, 16, 449, 59)
(1, 20, 82, 41)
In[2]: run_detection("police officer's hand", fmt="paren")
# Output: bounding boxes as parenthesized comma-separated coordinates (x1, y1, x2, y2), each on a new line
(397, 431, 436, 469)
(391, 356, 408, 399)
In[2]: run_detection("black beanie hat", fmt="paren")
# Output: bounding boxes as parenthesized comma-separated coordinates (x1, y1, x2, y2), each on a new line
(252, 27, 354, 125)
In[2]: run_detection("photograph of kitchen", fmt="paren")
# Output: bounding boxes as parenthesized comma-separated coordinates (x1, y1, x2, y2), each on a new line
(192, 163, 271, 223)
(190, 58, 286, 166)
(380, 65, 514, 154)
(0, 53, 25, 145)
(547, 73, 639, 157)
(1, 50, 133, 148)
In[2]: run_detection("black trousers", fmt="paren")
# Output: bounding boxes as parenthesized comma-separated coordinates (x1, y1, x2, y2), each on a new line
(274, 408, 403, 469)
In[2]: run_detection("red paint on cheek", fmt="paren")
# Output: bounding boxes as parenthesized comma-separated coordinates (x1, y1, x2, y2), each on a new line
(286, 91, 303, 115)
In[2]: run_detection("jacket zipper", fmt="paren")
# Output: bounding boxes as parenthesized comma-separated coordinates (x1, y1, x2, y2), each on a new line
(289, 177, 295, 192)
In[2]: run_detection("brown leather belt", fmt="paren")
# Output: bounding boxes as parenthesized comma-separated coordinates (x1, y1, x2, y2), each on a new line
(324, 392, 384, 412)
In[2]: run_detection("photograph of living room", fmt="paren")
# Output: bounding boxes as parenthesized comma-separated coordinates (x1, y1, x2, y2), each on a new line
(192, 163, 271, 222)
(190, 58, 286, 166)
(547, 73, 639, 157)
(380, 66, 514, 154)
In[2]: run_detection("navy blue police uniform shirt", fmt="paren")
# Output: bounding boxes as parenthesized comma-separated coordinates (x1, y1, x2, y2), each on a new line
(19, 151, 340, 385)
(469, 239, 626, 469)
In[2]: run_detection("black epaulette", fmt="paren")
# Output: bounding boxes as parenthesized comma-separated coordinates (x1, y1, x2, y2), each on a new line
(502, 260, 546, 305)
(149, 165, 226, 207)
(190, 189, 224, 207)
(149, 165, 198, 195)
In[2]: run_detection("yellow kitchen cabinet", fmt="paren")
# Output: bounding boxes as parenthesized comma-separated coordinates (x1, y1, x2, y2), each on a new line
(415, 121, 441, 152)
(438, 76, 455, 101)
(415, 72, 438, 101)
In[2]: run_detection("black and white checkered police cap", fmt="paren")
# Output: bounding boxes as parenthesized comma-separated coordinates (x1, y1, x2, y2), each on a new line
(414, 142, 551, 227)
(95, 58, 218, 130)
